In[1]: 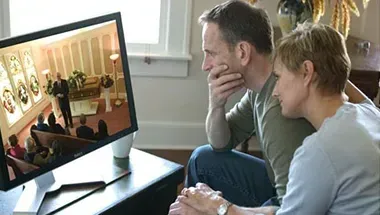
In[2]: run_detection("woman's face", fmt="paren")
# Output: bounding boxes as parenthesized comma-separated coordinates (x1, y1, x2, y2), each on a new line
(272, 58, 308, 118)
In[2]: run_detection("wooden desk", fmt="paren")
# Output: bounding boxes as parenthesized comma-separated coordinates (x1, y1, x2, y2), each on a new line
(0, 147, 184, 215)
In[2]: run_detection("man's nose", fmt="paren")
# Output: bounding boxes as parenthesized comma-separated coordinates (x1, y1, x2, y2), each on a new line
(202, 58, 212, 72)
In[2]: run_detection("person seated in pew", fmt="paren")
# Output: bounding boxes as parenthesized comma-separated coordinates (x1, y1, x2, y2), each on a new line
(47, 112, 65, 135)
(76, 114, 95, 140)
(8, 134, 25, 159)
(95, 119, 109, 141)
(24, 136, 51, 167)
(30, 124, 49, 154)
(36, 112, 49, 132)
(47, 140, 63, 163)
(64, 127, 71, 136)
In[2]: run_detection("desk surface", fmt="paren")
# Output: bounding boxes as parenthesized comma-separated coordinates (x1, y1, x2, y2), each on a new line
(0, 147, 184, 215)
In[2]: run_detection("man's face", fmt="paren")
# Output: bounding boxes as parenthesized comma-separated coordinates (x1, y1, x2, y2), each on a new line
(57, 73, 61, 81)
(272, 58, 307, 118)
(201, 23, 241, 75)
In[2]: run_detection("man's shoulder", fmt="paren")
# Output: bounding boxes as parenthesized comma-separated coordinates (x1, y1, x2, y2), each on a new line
(264, 102, 313, 130)
(85, 125, 94, 131)
(80, 125, 94, 132)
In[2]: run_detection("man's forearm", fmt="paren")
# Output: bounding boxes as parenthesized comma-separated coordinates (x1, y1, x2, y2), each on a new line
(228, 205, 277, 215)
(206, 107, 230, 149)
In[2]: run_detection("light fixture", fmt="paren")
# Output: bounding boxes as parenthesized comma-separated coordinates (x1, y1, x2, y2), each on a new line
(42, 69, 50, 79)
(109, 54, 119, 62)
(109, 54, 122, 107)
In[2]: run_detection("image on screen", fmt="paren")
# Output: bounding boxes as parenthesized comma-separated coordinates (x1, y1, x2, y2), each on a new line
(0, 19, 132, 182)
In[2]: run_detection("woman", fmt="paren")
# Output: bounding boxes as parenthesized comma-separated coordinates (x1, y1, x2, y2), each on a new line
(47, 112, 65, 135)
(47, 140, 63, 163)
(30, 124, 49, 154)
(95, 119, 109, 140)
(172, 23, 380, 215)
(7, 134, 25, 159)
(270, 23, 380, 215)
(24, 136, 50, 167)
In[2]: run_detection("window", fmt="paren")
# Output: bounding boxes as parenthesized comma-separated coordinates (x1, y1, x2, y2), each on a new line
(9, 0, 161, 45)
(1, 0, 192, 77)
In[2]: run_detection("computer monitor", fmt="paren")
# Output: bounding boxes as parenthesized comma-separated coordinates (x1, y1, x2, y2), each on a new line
(0, 12, 137, 213)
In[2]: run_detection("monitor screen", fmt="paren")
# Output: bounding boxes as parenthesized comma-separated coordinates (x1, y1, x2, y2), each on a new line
(0, 12, 137, 191)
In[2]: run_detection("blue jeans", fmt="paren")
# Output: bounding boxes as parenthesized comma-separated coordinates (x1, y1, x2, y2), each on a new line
(185, 145, 277, 207)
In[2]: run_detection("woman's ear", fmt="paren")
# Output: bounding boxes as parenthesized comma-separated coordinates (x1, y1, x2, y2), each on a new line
(236, 42, 251, 66)
(302, 60, 315, 87)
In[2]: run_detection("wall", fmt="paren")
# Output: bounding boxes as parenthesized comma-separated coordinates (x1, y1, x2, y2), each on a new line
(41, 22, 126, 96)
(131, 0, 380, 149)
(0, 42, 51, 145)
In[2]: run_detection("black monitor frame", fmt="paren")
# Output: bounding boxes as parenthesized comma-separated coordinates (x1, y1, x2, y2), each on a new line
(0, 12, 138, 191)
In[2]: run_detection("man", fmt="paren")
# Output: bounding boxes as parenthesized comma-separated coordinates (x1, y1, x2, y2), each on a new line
(170, 1, 316, 214)
(53, 72, 73, 128)
(76, 114, 95, 140)
(36, 112, 49, 132)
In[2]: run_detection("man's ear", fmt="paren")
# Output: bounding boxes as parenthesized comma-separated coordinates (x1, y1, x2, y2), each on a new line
(302, 60, 315, 87)
(236, 42, 252, 66)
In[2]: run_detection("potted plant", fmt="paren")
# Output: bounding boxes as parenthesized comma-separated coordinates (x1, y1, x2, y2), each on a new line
(43, 78, 54, 96)
(100, 74, 114, 112)
(42, 74, 59, 117)
(247, 0, 372, 39)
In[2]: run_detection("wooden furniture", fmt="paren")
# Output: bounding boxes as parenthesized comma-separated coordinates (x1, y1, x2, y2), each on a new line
(32, 130, 96, 156)
(68, 76, 101, 116)
(6, 154, 39, 175)
(0, 147, 184, 215)
(346, 36, 380, 103)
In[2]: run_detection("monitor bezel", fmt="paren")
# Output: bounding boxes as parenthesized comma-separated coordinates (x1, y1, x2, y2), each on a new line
(0, 12, 138, 191)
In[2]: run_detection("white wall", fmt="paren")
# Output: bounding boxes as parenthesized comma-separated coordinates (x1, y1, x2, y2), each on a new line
(133, 0, 380, 149)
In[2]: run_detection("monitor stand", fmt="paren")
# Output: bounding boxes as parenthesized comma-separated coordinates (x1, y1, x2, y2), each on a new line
(12, 145, 130, 215)
(13, 171, 105, 215)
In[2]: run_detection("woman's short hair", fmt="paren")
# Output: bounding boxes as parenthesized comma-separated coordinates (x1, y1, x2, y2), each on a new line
(274, 22, 351, 95)
(8, 134, 18, 147)
(24, 136, 36, 152)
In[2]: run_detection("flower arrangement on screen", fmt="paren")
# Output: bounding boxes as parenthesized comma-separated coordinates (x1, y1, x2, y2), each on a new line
(68, 69, 87, 90)
(247, 0, 372, 38)
(43, 75, 54, 96)
(100, 74, 114, 89)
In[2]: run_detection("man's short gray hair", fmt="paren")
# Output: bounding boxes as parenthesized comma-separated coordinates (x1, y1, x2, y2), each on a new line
(199, 0, 273, 55)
